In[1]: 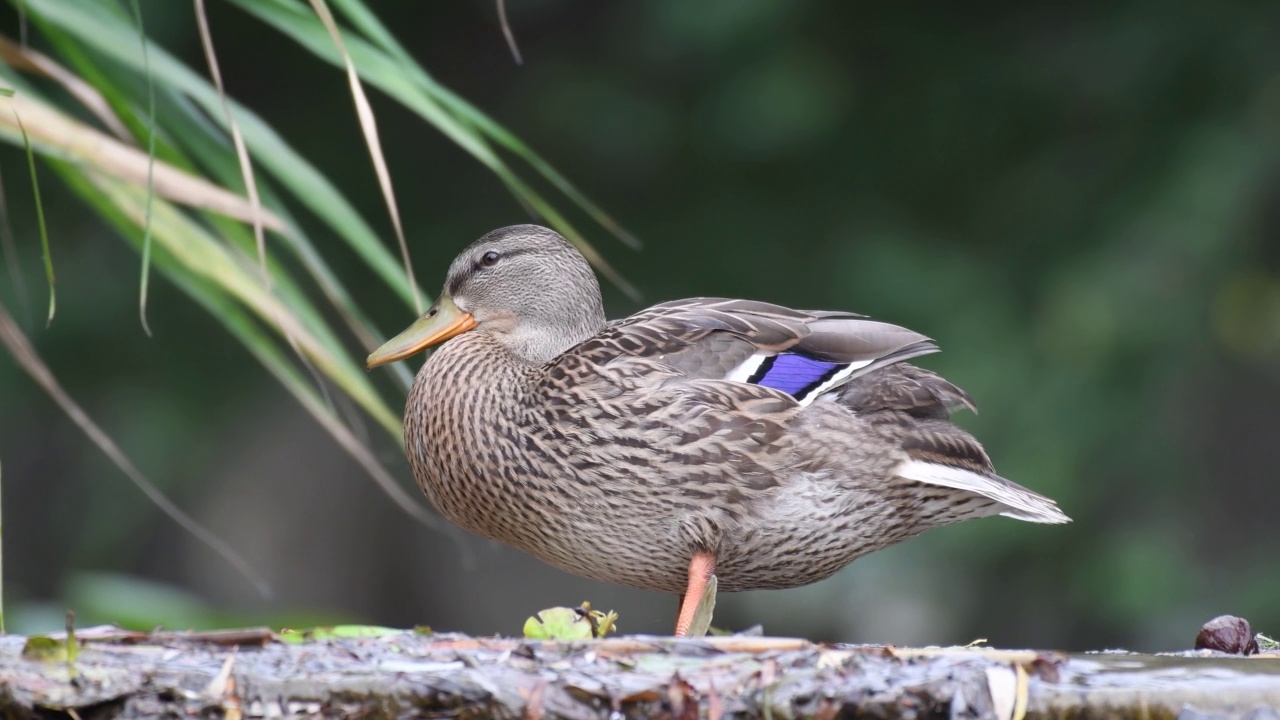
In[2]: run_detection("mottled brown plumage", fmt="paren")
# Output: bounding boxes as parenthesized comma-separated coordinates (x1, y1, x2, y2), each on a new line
(369, 225, 1068, 613)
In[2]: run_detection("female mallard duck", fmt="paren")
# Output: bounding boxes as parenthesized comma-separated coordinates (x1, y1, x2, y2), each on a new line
(367, 225, 1068, 635)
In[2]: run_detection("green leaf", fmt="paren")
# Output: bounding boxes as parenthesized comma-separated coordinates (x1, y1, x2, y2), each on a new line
(523, 603, 619, 640)
(21, 635, 73, 662)
(277, 625, 407, 644)
(523, 607, 596, 641)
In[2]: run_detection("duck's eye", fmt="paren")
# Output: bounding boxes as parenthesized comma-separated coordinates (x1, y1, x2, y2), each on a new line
(480, 251, 500, 267)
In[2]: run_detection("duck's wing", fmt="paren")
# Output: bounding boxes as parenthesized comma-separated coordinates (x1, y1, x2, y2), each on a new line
(580, 297, 938, 407)
(840, 364, 977, 419)
(564, 298, 1070, 525)
(887, 418, 1071, 524)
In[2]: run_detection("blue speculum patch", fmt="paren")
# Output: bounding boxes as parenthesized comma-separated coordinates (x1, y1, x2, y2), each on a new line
(747, 353, 845, 399)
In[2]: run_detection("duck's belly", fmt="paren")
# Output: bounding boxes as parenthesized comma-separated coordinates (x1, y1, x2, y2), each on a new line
(420, 465, 693, 592)
(423, 459, 944, 594)
(715, 471, 915, 591)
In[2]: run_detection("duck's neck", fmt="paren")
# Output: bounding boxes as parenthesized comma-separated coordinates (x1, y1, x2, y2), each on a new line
(500, 310, 606, 365)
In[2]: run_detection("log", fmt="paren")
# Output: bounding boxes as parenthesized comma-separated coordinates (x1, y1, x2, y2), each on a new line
(2, 629, 1278, 719)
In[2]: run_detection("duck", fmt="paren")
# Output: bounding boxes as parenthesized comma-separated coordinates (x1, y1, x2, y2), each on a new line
(366, 224, 1069, 636)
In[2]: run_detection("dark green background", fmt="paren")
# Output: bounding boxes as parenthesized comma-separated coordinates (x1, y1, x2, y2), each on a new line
(2, 0, 1277, 650)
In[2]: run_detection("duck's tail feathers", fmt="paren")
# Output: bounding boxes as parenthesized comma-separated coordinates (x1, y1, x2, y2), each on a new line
(894, 460, 1071, 524)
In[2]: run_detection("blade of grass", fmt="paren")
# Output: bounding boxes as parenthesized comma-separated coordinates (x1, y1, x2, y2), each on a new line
(88, 174, 400, 435)
(206, 286, 455, 539)
(0, 63, 371, 390)
(54, 161, 449, 535)
(167, 105, 413, 391)
(2, 33, 413, 393)
(15, 0, 422, 310)
(0, 89, 288, 233)
(5, 89, 427, 520)
(496, 0, 522, 65)
(230, 0, 506, 179)
(0, 37, 132, 141)
(0, 298, 272, 597)
(201, 192, 413, 392)
(308, 0, 420, 314)
(192, 0, 338, 418)
(12, 108, 52, 325)
(0, 32, 191, 170)
(125, 0, 158, 337)
(229, 0, 640, 297)
(191, 0, 264, 277)
(329, 0, 640, 250)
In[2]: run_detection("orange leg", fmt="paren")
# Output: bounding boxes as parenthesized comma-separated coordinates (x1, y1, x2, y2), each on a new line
(674, 550, 717, 636)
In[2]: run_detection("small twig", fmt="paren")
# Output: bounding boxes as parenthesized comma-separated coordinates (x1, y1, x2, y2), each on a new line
(496, 0, 523, 65)
(206, 649, 243, 720)
(65, 609, 78, 678)
(521, 678, 545, 720)
(154, 628, 276, 647)
(307, 0, 422, 313)
(48, 626, 277, 647)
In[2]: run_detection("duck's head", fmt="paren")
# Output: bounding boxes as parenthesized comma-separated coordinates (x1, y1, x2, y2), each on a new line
(366, 224, 606, 368)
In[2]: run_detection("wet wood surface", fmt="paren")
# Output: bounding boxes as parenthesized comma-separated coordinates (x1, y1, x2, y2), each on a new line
(2, 630, 1278, 719)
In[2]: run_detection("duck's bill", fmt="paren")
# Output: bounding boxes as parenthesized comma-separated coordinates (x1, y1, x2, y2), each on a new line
(366, 295, 476, 369)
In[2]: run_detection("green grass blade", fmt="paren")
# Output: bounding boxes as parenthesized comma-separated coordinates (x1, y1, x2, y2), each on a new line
(0, 80, 290, 235)
(171, 112, 414, 391)
(0, 47, 416, 394)
(183, 284, 446, 533)
(192, 0, 346, 424)
(52, 160, 445, 533)
(230, 0, 638, 293)
(101, 179, 401, 435)
(14, 30, 412, 391)
(125, 0, 158, 337)
(17, 0, 421, 310)
(12, 109, 52, 325)
(328, 0, 640, 249)
(230, 0, 501, 165)
(307, 0, 421, 314)
(6, 31, 183, 163)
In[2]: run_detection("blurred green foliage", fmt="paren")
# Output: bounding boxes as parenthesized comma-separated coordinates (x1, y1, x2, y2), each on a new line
(1, 0, 1278, 651)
